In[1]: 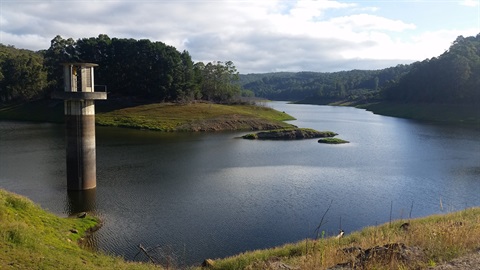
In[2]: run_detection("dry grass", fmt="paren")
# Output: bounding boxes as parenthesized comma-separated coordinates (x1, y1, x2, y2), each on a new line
(204, 208, 480, 270)
(2, 187, 479, 270)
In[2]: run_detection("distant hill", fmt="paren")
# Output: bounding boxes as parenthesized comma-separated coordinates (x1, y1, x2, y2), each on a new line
(384, 34, 480, 104)
(240, 66, 411, 104)
(241, 33, 480, 106)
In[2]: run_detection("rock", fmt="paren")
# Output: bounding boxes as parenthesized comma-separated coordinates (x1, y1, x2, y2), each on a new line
(77, 212, 87, 218)
(330, 243, 426, 269)
(243, 128, 337, 140)
(70, 229, 79, 234)
(400, 222, 410, 231)
(202, 258, 215, 268)
(318, 138, 349, 144)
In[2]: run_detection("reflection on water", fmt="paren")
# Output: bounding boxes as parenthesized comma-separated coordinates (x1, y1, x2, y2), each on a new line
(66, 189, 99, 251)
(65, 189, 97, 215)
(1, 102, 480, 265)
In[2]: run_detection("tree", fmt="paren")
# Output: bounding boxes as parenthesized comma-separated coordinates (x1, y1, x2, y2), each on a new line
(198, 61, 241, 102)
(0, 44, 47, 102)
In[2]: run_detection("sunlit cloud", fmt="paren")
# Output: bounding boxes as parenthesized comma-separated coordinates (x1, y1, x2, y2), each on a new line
(0, 0, 477, 73)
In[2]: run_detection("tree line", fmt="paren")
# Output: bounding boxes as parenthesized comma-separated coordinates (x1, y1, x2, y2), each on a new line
(240, 65, 411, 103)
(240, 33, 480, 105)
(1, 33, 479, 106)
(383, 34, 480, 104)
(1, 35, 242, 104)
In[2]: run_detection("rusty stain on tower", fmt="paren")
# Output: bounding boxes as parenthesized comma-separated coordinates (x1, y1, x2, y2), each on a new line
(52, 63, 107, 190)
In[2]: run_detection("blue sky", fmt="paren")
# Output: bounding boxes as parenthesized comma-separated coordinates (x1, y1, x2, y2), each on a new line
(1, 0, 479, 73)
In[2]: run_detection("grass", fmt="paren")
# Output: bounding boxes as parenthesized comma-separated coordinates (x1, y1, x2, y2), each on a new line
(318, 137, 350, 144)
(0, 189, 156, 270)
(0, 99, 296, 131)
(200, 208, 480, 270)
(95, 102, 295, 131)
(1, 189, 479, 269)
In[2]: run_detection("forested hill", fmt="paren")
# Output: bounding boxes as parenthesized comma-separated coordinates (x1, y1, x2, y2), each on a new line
(1, 35, 242, 104)
(241, 33, 480, 106)
(240, 66, 411, 103)
(384, 34, 480, 104)
(1, 33, 479, 107)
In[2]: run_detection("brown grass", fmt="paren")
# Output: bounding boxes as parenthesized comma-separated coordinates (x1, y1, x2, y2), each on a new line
(204, 208, 480, 270)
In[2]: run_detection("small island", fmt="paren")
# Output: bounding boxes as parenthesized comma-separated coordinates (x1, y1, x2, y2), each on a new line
(242, 128, 337, 140)
(318, 137, 350, 144)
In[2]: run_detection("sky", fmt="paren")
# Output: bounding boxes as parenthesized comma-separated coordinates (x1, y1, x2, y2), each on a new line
(1, 0, 479, 74)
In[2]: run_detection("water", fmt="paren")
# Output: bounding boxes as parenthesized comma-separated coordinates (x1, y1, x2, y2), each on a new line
(1, 102, 480, 266)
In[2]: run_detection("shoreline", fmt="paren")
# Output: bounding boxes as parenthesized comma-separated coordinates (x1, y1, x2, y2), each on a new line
(1, 188, 479, 269)
(0, 100, 296, 132)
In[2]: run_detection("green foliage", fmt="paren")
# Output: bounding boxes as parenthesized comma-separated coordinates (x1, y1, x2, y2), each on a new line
(384, 33, 480, 104)
(1, 35, 245, 105)
(242, 133, 258, 139)
(318, 138, 350, 144)
(0, 44, 48, 103)
(41, 35, 243, 104)
(0, 189, 155, 269)
(194, 60, 242, 102)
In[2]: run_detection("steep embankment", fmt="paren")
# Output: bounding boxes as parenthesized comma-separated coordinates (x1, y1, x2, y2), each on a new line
(0, 189, 153, 270)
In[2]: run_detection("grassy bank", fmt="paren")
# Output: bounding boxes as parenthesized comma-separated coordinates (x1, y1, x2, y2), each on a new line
(2, 188, 479, 269)
(0, 100, 295, 131)
(0, 189, 153, 270)
(96, 102, 295, 131)
(204, 208, 480, 270)
(359, 102, 480, 125)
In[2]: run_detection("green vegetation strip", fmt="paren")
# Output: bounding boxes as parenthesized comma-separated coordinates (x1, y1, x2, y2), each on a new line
(318, 137, 349, 144)
(96, 102, 295, 131)
(0, 189, 152, 270)
(0, 100, 296, 132)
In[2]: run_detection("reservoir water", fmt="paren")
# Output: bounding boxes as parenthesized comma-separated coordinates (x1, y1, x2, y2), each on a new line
(1, 102, 480, 265)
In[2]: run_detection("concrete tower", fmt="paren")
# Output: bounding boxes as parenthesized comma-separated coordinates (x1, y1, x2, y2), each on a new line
(52, 63, 107, 190)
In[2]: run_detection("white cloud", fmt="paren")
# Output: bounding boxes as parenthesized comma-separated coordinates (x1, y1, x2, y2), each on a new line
(460, 0, 479, 7)
(0, 0, 477, 73)
(328, 14, 416, 32)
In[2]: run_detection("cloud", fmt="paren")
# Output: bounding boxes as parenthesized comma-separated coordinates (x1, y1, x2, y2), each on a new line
(460, 0, 479, 7)
(0, 0, 476, 73)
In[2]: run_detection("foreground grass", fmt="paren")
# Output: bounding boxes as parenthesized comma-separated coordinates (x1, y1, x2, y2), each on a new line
(201, 208, 480, 270)
(95, 102, 295, 131)
(0, 189, 155, 270)
(1, 189, 479, 269)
